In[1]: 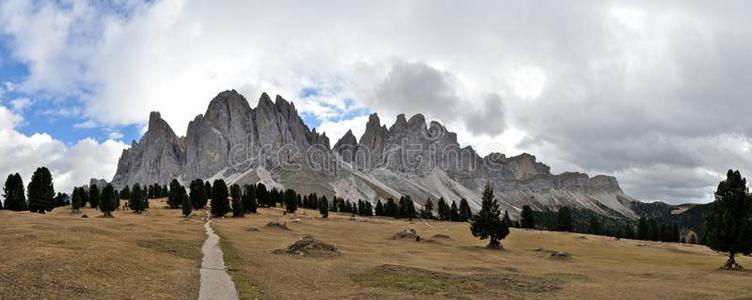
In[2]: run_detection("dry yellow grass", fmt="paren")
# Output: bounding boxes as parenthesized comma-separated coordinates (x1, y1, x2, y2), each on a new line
(213, 207, 752, 300)
(0, 199, 204, 299)
(2, 202, 751, 299)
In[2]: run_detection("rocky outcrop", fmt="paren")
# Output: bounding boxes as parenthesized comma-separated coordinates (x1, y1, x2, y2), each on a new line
(111, 111, 184, 187)
(112, 90, 331, 190)
(111, 90, 641, 218)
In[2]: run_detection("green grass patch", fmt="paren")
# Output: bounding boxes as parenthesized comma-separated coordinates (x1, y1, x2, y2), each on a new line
(137, 239, 201, 260)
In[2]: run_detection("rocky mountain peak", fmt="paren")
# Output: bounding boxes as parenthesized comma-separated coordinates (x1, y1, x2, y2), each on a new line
(144, 111, 178, 142)
(389, 114, 408, 134)
(257, 92, 275, 110)
(112, 89, 640, 220)
(334, 130, 357, 148)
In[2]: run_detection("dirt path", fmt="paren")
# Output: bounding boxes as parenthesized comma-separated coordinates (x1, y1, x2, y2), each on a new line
(199, 214, 239, 300)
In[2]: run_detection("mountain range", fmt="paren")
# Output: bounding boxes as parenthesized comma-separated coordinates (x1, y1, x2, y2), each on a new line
(109, 90, 657, 219)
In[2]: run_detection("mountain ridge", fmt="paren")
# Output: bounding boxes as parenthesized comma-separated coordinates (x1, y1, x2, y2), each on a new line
(111, 89, 641, 218)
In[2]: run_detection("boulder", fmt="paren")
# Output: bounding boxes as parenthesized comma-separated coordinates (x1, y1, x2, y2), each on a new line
(272, 236, 339, 257)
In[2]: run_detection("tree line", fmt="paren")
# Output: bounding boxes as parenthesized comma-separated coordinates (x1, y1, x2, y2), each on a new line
(1, 168, 69, 213)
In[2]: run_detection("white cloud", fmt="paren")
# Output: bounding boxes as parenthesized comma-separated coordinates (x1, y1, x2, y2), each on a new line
(0, 105, 126, 198)
(1, 1, 752, 204)
(73, 120, 97, 129)
(9, 97, 31, 111)
(318, 115, 371, 143)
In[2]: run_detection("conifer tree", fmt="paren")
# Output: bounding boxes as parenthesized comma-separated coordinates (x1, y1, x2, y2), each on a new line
(449, 201, 459, 221)
(422, 198, 434, 219)
(470, 183, 510, 249)
(558, 206, 572, 232)
(284, 189, 298, 213)
(704, 169, 752, 270)
(243, 184, 257, 213)
(520, 205, 535, 229)
(375, 199, 384, 216)
(182, 188, 192, 217)
(385, 198, 397, 217)
(204, 181, 212, 199)
(89, 184, 100, 209)
(71, 187, 82, 213)
(99, 184, 116, 217)
(458, 198, 472, 222)
(502, 210, 512, 227)
(255, 183, 269, 207)
(167, 179, 184, 208)
(437, 197, 449, 221)
(129, 184, 146, 213)
(231, 184, 244, 217)
(27, 167, 55, 214)
(120, 185, 131, 199)
(3, 173, 27, 211)
(211, 179, 231, 217)
(319, 195, 329, 218)
(190, 179, 207, 209)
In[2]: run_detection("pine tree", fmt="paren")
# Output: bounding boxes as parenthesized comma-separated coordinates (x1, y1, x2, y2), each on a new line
(255, 183, 268, 207)
(204, 181, 212, 200)
(182, 187, 192, 217)
(284, 189, 298, 213)
(458, 198, 472, 222)
(211, 179, 231, 217)
(120, 185, 131, 199)
(385, 198, 397, 217)
(319, 196, 329, 218)
(437, 197, 449, 221)
(3, 173, 27, 211)
(671, 223, 680, 243)
(704, 170, 752, 270)
(89, 184, 100, 209)
(558, 206, 572, 232)
(190, 179, 207, 209)
(99, 184, 116, 217)
(129, 184, 146, 213)
(71, 187, 82, 213)
(520, 205, 535, 229)
(167, 179, 184, 209)
(243, 184, 257, 213)
(401, 196, 417, 220)
(231, 184, 244, 218)
(27, 167, 55, 214)
(502, 210, 512, 227)
(449, 201, 459, 221)
(422, 198, 434, 219)
(375, 199, 384, 216)
(470, 183, 510, 249)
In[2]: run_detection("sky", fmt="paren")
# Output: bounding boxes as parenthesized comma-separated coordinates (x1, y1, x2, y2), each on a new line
(1, 0, 751, 204)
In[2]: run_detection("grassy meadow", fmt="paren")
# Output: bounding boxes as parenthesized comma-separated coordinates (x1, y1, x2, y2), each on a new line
(1, 201, 751, 299)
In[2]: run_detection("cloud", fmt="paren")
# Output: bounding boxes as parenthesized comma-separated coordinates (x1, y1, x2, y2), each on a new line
(318, 115, 371, 143)
(9, 97, 31, 111)
(0, 105, 126, 199)
(2, 1, 752, 204)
